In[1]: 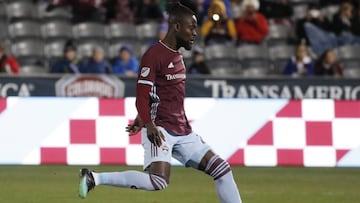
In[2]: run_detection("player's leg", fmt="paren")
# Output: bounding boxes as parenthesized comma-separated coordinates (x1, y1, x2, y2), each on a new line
(79, 163, 170, 198)
(79, 128, 172, 198)
(91, 161, 170, 189)
(198, 150, 242, 203)
(173, 133, 242, 203)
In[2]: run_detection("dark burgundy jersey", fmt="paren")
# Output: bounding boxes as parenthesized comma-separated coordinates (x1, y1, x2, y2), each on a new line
(136, 41, 192, 135)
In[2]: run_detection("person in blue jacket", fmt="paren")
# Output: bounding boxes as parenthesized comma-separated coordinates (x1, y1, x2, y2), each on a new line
(112, 45, 139, 76)
(80, 46, 112, 74)
(283, 43, 314, 77)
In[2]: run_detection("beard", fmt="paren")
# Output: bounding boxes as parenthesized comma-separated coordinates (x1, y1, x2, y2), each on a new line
(176, 36, 192, 50)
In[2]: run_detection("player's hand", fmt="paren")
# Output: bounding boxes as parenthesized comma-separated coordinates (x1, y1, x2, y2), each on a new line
(126, 123, 141, 136)
(145, 122, 165, 147)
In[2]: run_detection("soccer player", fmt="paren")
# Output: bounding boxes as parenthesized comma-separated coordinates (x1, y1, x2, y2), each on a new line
(79, 2, 242, 203)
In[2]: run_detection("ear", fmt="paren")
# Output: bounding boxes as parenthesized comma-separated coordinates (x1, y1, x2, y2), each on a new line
(174, 22, 180, 32)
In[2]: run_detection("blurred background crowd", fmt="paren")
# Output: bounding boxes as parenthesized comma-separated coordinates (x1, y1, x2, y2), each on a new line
(0, 0, 360, 78)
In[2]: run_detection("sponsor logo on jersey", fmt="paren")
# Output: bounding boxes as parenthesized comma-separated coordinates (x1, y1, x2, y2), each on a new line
(140, 67, 150, 77)
(168, 62, 174, 69)
(165, 74, 186, 80)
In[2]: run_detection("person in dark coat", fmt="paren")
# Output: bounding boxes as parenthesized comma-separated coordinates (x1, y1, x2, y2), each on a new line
(188, 47, 211, 74)
(50, 42, 81, 74)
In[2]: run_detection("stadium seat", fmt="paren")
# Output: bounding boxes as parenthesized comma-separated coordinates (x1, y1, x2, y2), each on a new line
(268, 45, 295, 74)
(266, 24, 292, 45)
(0, 2, 6, 19)
(44, 40, 67, 59)
(136, 22, 159, 42)
(37, 2, 72, 21)
(242, 65, 269, 77)
(205, 44, 236, 59)
(20, 65, 48, 75)
(77, 40, 109, 58)
(108, 23, 137, 41)
(205, 44, 240, 75)
(41, 20, 73, 40)
(208, 60, 242, 75)
(8, 20, 41, 39)
(335, 45, 360, 61)
(0, 19, 8, 40)
(343, 61, 360, 78)
(321, 5, 340, 21)
(12, 38, 47, 68)
(6, 1, 36, 21)
(73, 22, 107, 40)
(343, 67, 360, 78)
(292, 4, 308, 20)
(236, 44, 269, 61)
(269, 44, 295, 60)
(270, 59, 288, 75)
(237, 45, 270, 73)
(11, 39, 44, 58)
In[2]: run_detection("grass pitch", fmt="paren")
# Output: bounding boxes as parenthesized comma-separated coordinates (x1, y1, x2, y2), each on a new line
(0, 165, 359, 203)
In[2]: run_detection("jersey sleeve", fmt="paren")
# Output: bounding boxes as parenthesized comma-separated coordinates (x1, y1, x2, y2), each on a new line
(135, 48, 158, 125)
(137, 49, 158, 86)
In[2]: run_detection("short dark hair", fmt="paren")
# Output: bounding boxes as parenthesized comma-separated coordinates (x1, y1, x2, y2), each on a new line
(168, 2, 195, 24)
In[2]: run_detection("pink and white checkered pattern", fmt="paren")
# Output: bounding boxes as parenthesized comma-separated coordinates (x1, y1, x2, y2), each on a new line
(39, 98, 142, 165)
(1, 98, 359, 166)
(227, 100, 360, 167)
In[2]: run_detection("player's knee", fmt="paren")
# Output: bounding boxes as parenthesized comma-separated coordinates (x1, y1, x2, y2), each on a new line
(204, 155, 231, 180)
(149, 174, 168, 190)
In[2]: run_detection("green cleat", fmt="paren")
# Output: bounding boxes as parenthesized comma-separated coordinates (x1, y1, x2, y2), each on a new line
(78, 168, 95, 199)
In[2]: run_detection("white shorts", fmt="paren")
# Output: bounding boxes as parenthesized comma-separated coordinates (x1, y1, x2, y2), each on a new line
(142, 126, 211, 171)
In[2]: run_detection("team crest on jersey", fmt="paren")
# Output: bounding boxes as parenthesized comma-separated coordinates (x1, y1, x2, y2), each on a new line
(162, 146, 169, 155)
(140, 67, 150, 77)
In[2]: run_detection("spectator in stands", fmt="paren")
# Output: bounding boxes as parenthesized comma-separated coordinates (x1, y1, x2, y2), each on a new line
(230, 0, 243, 19)
(188, 46, 211, 74)
(283, 43, 314, 77)
(315, 49, 344, 77)
(295, 3, 332, 45)
(235, 0, 269, 44)
(47, 0, 106, 23)
(107, 0, 134, 23)
(259, 0, 293, 26)
(112, 45, 139, 76)
(305, 1, 360, 56)
(200, 0, 237, 45)
(80, 47, 112, 73)
(0, 45, 20, 75)
(332, 1, 354, 35)
(319, 0, 359, 8)
(202, 0, 233, 20)
(133, 0, 164, 24)
(50, 41, 81, 74)
(351, 2, 360, 36)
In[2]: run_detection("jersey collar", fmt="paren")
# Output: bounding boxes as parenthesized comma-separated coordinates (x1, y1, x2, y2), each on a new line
(159, 40, 179, 53)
